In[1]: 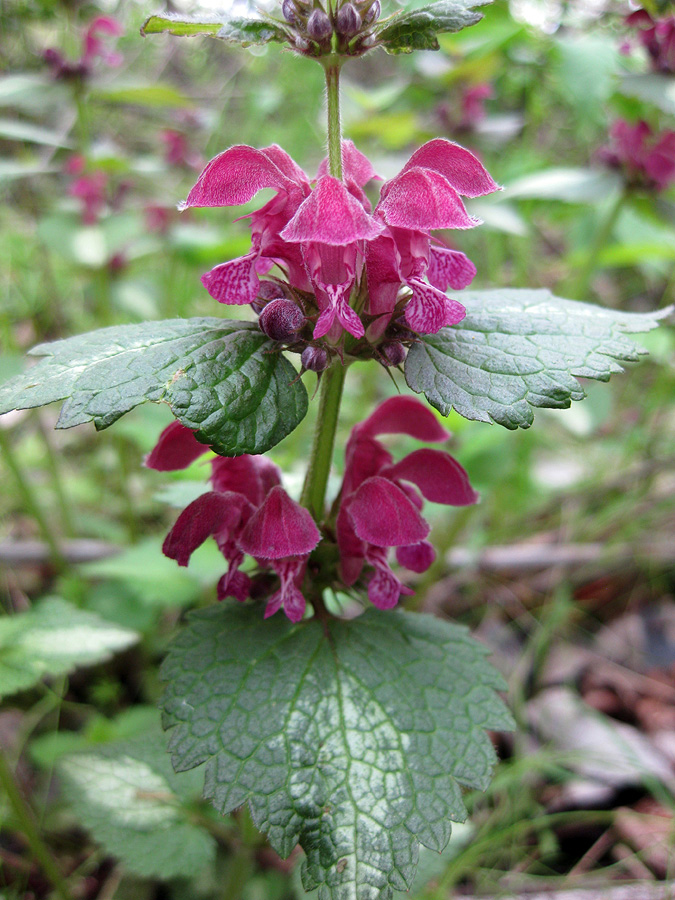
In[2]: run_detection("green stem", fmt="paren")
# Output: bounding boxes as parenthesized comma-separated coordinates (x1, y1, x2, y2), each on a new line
(0, 751, 74, 900)
(0, 427, 66, 571)
(324, 60, 343, 179)
(572, 189, 626, 300)
(34, 413, 75, 537)
(300, 361, 347, 522)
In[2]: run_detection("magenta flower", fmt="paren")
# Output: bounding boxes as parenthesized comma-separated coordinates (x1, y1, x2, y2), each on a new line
(335, 396, 479, 610)
(146, 422, 320, 622)
(626, 9, 675, 74)
(180, 138, 498, 344)
(44, 16, 123, 80)
(68, 169, 108, 225)
(599, 120, 675, 192)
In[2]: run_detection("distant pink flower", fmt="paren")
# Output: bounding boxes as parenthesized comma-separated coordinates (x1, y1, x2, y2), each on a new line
(180, 138, 498, 342)
(599, 119, 675, 192)
(335, 396, 479, 610)
(626, 9, 675, 73)
(68, 170, 107, 224)
(460, 83, 493, 129)
(146, 422, 320, 622)
(160, 130, 203, 171)
(44, 15, 123, 80)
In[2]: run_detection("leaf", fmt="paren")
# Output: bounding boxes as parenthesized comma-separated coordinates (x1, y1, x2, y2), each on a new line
(404, 289, 671, 430)
(375, 0, 490, 54)
(92, 83, 192, 108)
(619, 72, 675, 116)
(161, 604, 513, 900)
(142, 10, 288, 47)
(0, 117, 72, 147)
(0, 598, 138, 699)
(0, 318, 308, 457)
(57, 732, 216, 879)
(503, 167, 622, 204)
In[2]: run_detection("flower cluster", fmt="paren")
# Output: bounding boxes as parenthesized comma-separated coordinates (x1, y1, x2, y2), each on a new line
(181, 138, 498, 365)
(146, 421, 320, 622)
(626, 9, 675, 74)
(599, 120, 675, 193)
(148, 397, 478, 623)
(280, 0, 381, 57)
(44, 16, 123, 81)
(335, 396, 479, 608)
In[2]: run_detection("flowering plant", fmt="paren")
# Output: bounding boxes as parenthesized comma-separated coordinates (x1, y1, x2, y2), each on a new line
(0, 1, 671, 897)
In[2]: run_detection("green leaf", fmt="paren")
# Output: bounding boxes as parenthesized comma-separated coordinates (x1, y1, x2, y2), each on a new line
(57, 732, 216, 879)
(0, 117, 73, 147)
(503, 167, 622, 204)
(619, 72, 675, 116)
(0, 318, 308, 457)
(142, 10, 288, 47)
(161, 604, 513, 900)
(91, 82, 192, 108)
(0, 598, 138, 699)
(376, 0, 489, 54)
(404, 289, 671, 430)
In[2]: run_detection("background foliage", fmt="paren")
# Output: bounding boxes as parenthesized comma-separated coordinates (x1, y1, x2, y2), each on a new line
(1, 0, 674, 897)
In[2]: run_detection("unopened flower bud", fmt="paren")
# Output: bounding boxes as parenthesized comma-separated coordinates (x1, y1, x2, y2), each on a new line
(307, 8, 332, 41)
(258, 281, 288, 301)
(301, 345, 330, 372)
(380, 341, 406, 366)
(259, 298, 305, 342)
(282, 0, 297, 23)
(362, 0, 380, 25)
(337, 2, 360, 36)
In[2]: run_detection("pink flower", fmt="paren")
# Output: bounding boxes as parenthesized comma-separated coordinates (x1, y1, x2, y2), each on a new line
(146, 422, 320, 622)
(180, 138, 498, 343)
(335, 396, 479, 610)
(160, 130, 203, 171)
(68, 169, 108, 224)
(599, 120, 675, 192)
(44, 16, 123, 80)
(626, 10, 675, 74)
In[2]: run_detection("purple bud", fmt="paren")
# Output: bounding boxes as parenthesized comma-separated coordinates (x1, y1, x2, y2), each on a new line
(258, 281, 288, 301)
(282, 0, 297, 23)
(259, 299, 305, 342)
(380, 341, 406, 366)
(307, 8, 332, 41)
(363, 0, 380, 25)
(301, 345, 330, 372)
(337, 2, 360, 36)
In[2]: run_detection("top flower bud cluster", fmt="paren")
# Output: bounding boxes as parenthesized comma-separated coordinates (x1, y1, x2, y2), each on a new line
(281, 0, 381, 57)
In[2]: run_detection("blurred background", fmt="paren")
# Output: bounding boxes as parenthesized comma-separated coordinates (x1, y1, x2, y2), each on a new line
(1, 0, 675, 897)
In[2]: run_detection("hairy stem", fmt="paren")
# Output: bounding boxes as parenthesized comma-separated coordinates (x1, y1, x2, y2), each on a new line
(0, 751, 74, 900)
(300, 361, 347, 522)
(324, 60, 343, 179)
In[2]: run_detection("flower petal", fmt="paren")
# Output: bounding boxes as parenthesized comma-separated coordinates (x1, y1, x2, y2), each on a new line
(347, 476, 429, 547)
(266, 558, 307, 623)
(280, 176, 384, 245)
(396, 540, 436, 573)
(358, 396, 450, 442)
(401, 138, 500, 198)
(144, 421, 209, 471)
(377, 168, 480, 231)
(316, 139, 381, 187)
(201, 252, 259, 305)
(404, 278, 452, 334)
(260, 144, 310, 185)
(336, 506, 366, 585)
(427, 245, 477, 291)
(163, 491, 253, 567)
(210, 455, 281, 506)
(180, 145, 295, 210)
(386, 448, 479, 506)
(239, 485, 320, 559)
